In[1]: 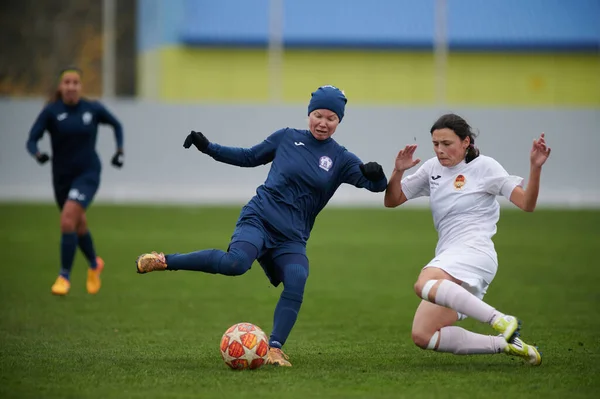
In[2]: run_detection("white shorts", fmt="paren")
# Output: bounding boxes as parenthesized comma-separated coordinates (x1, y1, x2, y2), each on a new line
(424, 246, 498, 320)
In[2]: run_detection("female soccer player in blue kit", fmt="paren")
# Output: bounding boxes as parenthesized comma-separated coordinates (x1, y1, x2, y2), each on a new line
(136, 85, 387, 366)
(26, 67, 124, 296)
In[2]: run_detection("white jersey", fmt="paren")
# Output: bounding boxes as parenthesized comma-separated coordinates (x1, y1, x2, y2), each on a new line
(401, 155, 523, 263)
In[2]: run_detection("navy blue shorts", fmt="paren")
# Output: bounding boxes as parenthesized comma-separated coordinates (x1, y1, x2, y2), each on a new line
(229, 209, 307, 287)
(53, 171, 100, 210)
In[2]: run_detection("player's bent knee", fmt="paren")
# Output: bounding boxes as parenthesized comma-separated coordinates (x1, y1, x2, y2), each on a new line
(411, 330, 429, 349)
(285, 263, 308, 284)
(218, 249, 253, 276)
(415, 279, 438, 300)
(76, 215, 88, 235)
(412, 329, 439, 350)
(280, 264, 308, 303)
(413, 281, 421, 297)
(60, 202, 84, 233)
(281, 288, 304, 304)
(60, 215, 78, 233)
(76, 224, 87, 236)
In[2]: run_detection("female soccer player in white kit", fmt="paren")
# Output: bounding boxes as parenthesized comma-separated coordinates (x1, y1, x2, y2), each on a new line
(385, 114, 550, 365)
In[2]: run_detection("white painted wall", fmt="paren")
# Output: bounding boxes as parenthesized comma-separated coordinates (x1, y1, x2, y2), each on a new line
(1, 98, 598, 208)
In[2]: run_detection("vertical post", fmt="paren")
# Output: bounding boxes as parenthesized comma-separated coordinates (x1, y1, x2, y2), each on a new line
(268, 0, 284, 103)
(102, 0, 116, 98)
(434, 0, 448, 106)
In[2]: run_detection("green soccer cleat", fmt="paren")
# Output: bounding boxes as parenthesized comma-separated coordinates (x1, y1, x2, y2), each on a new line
(504, 336, 542, 366)
(492, 315, 521, 341)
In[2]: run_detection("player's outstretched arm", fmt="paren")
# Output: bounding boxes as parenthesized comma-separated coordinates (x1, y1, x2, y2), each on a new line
(359, 161, 388, 192)
(183, 129, 285, 168)
(341, 153, 387, 192)
(384, 145, 420, 208)
(509, 133, 551, 212)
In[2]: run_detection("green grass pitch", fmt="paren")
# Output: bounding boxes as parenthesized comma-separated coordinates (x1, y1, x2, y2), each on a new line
(0, 203, 599, 398)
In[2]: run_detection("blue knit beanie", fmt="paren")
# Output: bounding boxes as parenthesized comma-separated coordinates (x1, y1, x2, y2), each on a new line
(308, 85, 347, 122)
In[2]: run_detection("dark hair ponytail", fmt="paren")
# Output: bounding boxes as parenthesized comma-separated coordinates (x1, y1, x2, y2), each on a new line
(47, 89, 62, 104)
(465, 137, 480, 163)
(430, 113, 480, 163)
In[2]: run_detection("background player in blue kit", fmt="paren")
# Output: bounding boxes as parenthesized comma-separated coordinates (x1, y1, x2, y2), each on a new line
(26, 67, 124, 296)
(136, 85, 387, 366)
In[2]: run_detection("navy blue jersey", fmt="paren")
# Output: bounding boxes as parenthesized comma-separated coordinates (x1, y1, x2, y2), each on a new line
(205, 128, 387, 242)
(26, 99, 123, 175)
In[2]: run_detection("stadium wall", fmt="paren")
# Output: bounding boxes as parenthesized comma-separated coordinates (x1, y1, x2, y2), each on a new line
(155, 48, 600, 106)
(137, 0, 600, 106)
(1, 99, 599, 208)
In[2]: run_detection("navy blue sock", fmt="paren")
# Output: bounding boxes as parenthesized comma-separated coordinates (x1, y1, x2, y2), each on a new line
(60, 232, 79, 280)
(78, 231, 98, 269)
(164, 241, 258, 276)
(269, 256, 309, 348)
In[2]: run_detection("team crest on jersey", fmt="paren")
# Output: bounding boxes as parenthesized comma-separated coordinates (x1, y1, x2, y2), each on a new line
(82, 112, 92, 125)
(454, 174, 466, 190)
(319, 156, 333, 172)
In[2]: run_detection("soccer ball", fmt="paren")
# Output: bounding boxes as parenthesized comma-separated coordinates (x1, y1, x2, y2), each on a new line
(220, 322, 269, 370)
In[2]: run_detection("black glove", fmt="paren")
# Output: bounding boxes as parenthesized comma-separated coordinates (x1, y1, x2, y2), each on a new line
(183, 131, 210, 152)
(111, 150, 124, 168)
(36, 153, 50, 165)
(359, 162, 386, 181)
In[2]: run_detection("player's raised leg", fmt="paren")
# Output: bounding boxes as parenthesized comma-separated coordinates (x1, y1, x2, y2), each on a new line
(137, 223, 264, 276)
(136, 241, 258, 276)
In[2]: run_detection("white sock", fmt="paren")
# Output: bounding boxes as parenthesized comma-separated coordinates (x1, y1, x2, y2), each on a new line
(433, 280, 503, 324)
(436, 326, 507, 355)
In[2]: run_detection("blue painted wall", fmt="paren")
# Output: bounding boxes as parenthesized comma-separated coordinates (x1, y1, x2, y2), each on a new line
(139, 0, 600, 51)
(446, 0, 600, 49)
(137, 0, 186, 51)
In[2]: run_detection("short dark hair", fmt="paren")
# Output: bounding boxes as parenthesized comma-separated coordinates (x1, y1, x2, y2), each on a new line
(430, 113, 480, 163)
